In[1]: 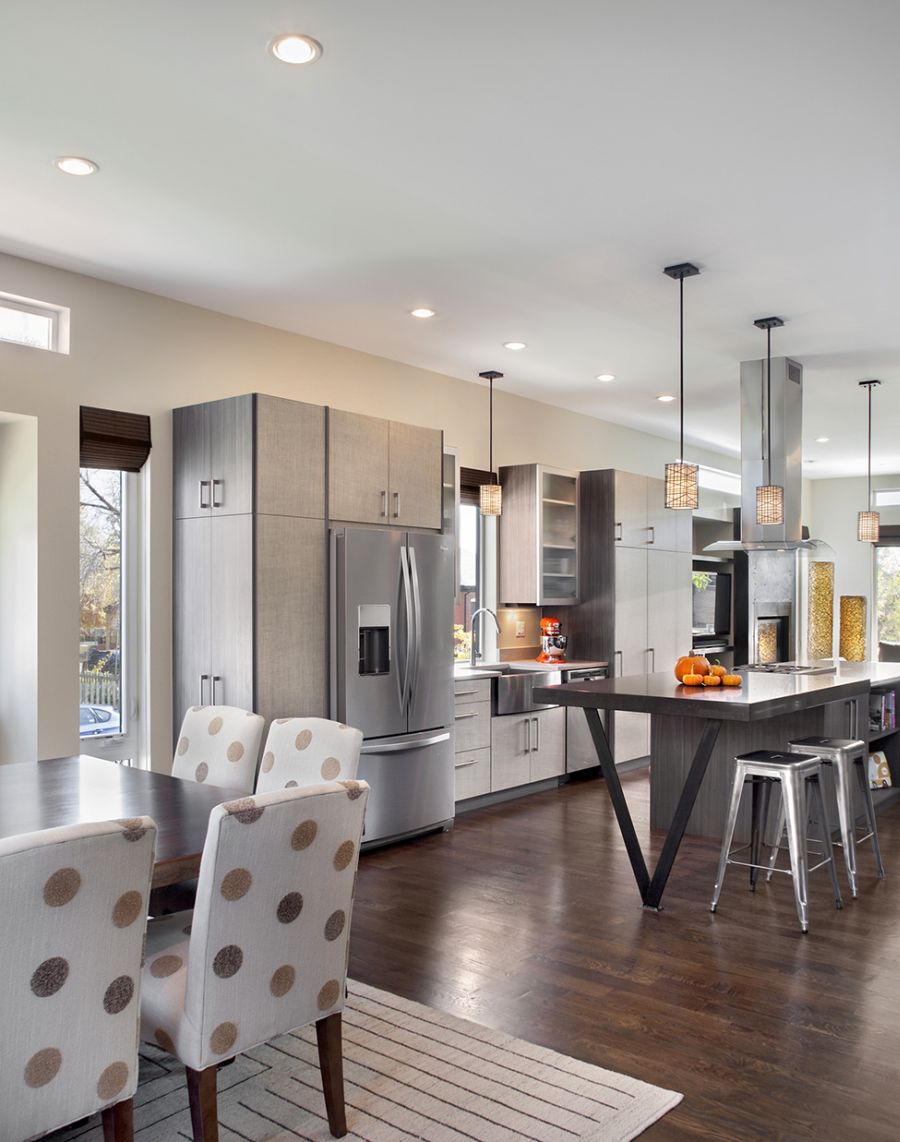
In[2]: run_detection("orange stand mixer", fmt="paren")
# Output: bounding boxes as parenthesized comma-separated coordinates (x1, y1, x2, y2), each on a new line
(537, 616, 567, 663)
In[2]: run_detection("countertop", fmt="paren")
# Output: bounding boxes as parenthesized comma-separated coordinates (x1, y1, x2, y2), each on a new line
(533, 661, 900, 722)
(454, 660, 607, 679)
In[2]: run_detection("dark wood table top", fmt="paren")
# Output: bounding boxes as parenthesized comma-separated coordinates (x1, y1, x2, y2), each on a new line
(0, 755, 242, 887)
(533, 665, 878, 722)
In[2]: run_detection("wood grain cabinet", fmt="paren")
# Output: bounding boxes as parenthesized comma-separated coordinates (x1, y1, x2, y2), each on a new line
(490, 707, 566, 791)
(453, 678, 492, 801)
(328, 409, 442, 529)
(173, 394, 327, 741)
(568, 469, 692, 764)
(498, 465, 579, 606)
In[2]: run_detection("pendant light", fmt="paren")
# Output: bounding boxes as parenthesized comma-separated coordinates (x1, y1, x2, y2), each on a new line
(478, 370, 503, 515)
(858, 379, 881, 541)
(753, 316, 785, 525)
(663, 262, 700, 509)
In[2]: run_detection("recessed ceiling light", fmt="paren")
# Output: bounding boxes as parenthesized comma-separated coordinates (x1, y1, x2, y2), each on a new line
(270, 33, 323, 65)
(55, 156, 98, 176)
(815, 436, 830, 443)
(656, 393, 676, 402)
(503, 341, 527, 351)
(410, 308, 435, 319)
(596, 374, 616, 382)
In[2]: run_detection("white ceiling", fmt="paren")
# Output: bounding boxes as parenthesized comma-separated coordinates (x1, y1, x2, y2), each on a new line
(2, 0, 900, 478)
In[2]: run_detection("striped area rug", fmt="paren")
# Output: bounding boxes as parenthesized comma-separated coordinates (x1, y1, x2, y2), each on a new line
(55, 981, 681, 1141)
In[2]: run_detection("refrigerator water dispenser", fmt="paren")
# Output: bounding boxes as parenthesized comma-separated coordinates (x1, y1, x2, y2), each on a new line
(358, 604, 391, 675)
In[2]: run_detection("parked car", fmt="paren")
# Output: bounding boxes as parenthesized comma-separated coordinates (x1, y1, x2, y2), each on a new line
(79, 704, 122, 737)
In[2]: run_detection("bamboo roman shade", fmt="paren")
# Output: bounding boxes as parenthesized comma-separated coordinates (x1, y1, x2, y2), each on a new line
(460, 466, 496, 502)
(79, 406, 152, 472)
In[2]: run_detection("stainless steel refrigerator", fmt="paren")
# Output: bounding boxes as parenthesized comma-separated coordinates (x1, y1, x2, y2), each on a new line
(330, 526, 455, 845)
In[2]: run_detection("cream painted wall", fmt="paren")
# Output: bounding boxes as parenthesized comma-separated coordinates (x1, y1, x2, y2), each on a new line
(807, 474, 900, 653)
(0, 251, 737, 769)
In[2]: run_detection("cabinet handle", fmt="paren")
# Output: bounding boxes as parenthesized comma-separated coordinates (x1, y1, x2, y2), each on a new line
(847, 699, 858, 739)
(212, 479, 224, 508)
(525, 718, 531, 753)
(533, 716, 540, 752)
(393, 491, 400, 519)
(647, 647, 655, 672)
(380, 490, 388, 518)
(648, 525, 655, 544)
(614, 650, 623, 676)
(199, 480, 211, 510)
(199, 673, 209, 705)
(454, 759, 478, 769)
(455, 688, 479, 696)
(615, 522, 623, 542)
(454, 712, 478, 720)
(211, 675, 222, 704)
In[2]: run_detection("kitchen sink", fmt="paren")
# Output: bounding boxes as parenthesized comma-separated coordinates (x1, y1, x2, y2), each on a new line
(495, 668, 563, 715)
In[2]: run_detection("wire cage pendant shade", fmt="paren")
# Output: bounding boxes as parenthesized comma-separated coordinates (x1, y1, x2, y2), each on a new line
(478, 370, 503, 516)
(858, 380, 881, 542)
(753, 316, 785, 525)
(663, 263, 700, 510)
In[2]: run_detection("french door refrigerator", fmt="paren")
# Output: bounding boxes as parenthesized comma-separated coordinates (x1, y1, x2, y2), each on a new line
(330, 526, 455, 845)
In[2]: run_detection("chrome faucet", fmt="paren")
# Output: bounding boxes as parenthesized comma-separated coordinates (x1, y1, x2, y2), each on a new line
(469, 607, 501, 667)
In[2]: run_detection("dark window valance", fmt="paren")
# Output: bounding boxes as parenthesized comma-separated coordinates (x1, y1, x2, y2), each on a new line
(80, 406, 152, 472)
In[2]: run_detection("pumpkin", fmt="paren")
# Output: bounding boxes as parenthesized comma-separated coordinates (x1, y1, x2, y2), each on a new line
(702, 674, 722, 687)
(674, 654, 710, 681)
(722, 674, 743, 687)
(709, 663, 727, 677)
(681, 673, 704, 686)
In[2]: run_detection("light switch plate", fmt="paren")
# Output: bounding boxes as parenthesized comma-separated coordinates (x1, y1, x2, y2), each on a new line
(515, 620, 526, 638)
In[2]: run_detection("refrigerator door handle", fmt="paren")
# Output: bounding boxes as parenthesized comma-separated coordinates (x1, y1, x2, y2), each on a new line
(360, 731, 451, 754)
(399, 546, 414, 714)
(408, 544, 423, 708)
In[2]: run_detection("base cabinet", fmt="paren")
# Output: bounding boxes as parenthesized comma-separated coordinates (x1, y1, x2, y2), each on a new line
(490, 707, 566, 791)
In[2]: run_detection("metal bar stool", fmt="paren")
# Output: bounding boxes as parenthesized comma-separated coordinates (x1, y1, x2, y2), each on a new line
(773, 737, 885, 898)
(711, 749, 843, 932)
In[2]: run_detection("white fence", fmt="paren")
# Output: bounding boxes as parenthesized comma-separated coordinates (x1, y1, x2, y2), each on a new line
(80, 671, 119, 707)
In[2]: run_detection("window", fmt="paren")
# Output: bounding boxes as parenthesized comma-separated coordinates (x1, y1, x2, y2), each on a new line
(0, 292, 69, 353)
(874, 489, 900, 508)
(875, 533, 900, 661)
(454, 467, 498, 662)
(78, 406, 151, 763)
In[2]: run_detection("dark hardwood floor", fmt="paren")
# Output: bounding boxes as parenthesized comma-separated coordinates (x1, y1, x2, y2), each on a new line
(350, 771, 900, 1140)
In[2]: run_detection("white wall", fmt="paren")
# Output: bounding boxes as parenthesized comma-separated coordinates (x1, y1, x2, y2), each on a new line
(0, 415, 37, 762)
(0, 250, 737, 769)
(808, 474, 900, 653)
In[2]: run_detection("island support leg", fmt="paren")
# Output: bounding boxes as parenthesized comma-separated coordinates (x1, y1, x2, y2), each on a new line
(584, 707, 650, 899)
(644, 720, 720, 909)
(585, 708, 721, 909)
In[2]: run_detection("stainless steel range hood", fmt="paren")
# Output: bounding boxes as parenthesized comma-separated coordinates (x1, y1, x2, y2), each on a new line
(704, 354, 820, 553)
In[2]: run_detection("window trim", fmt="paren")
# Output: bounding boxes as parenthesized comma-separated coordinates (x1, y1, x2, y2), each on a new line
(0, 290, 70, 354)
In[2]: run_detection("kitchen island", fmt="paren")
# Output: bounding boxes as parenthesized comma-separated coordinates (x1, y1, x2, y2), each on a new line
(533, 661, 900, 909)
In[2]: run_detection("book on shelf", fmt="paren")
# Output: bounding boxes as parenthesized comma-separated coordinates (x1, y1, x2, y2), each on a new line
(869, 750, 892, 789)
(869, 688, 897, 735)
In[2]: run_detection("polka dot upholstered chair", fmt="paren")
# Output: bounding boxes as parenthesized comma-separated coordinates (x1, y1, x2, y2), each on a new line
(140, 780, 369, 1140)
(255, 717, 363, 795)
(172, 705, 265, 794)
(0, 817, 157, 1142)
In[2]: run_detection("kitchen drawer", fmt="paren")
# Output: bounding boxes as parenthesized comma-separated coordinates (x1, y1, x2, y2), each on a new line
(454, 747, 491, 801)
(454, 701, 491, 752)
(454, 678, 491, 703)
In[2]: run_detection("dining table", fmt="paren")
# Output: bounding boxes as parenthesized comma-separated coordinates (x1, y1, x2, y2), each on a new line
(0, 754, 242, 887)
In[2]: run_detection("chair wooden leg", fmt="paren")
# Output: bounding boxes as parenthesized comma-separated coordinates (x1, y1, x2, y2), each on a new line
(101, 1097, 134, 1142)
(186, 1066, 219, 1142)
(316, 1012, 348, 1138)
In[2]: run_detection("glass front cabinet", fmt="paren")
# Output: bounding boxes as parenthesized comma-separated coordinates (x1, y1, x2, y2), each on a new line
(499, 464, 579, 606)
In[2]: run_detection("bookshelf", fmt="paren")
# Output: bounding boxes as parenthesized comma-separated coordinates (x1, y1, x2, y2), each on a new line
(870, 684, 900, 810)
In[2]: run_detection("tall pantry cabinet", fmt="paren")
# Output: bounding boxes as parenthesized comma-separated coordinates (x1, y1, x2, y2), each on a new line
(172, 394, 327, 739)
(568, 469, 692, 763)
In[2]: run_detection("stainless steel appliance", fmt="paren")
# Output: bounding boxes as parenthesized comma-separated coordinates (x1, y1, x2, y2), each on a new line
(746, 662, 837, 676)
(561, 666, 609, 772)
(330, 527, 454, 845)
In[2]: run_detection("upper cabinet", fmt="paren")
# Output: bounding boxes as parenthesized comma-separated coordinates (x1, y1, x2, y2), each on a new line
(499, 464, 579, 606)
(328, 409, 442, 529)
(613, 470, 691, 553)
(173, 394, 325, 520)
